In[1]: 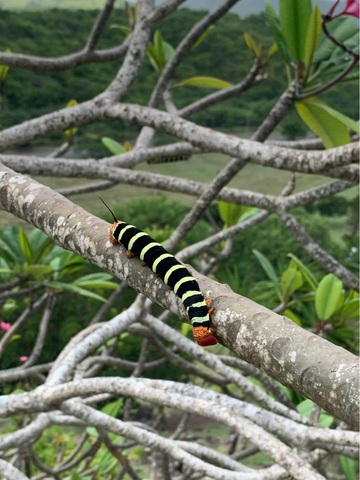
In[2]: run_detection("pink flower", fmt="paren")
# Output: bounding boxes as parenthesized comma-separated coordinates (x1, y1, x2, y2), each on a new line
(0, 321, 11, 332)
(326, 0, 360, 19)
(19, 356, 28, 363)
(342, 0, 360, 17)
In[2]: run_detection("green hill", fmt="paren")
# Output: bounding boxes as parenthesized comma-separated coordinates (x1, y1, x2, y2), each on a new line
(0, 8, 358, 150)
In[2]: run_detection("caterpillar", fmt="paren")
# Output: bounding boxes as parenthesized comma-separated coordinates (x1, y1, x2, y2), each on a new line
(147, 154, 191, 165)
(100, 198, 217, 347)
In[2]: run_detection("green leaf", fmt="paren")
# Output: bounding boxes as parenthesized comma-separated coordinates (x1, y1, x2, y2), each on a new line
(64, 99, 78, 141)
(146, 30, 173, 73)
(72, 273, 117, 290)
(281, 267, 303, 298)
(341, 297, 360, 320)
(252, 249, 280, 293)
(297, 399, 333, 427)
(218, 202, 249, 227)
(101, 398, 124, 417)
(162, 40, 174, 63)
(283, 308, 303, 326)
(43, 281, 107, 302)
(295, 97, 352, 148)
(265, 1, 291, 64)
(0, 48, 10, 82)
(102, 137, 125, 155)
(110, 24, 131, 36)
(267, 42, 279, 60)
(311, 100, 360, 134)
(303, 5, 322, 80)
(18, 229, 32, 264)
(191, 26, 215, 51)
(71, 472, 83, 480)
(243, 33, 261, 58)
(86, 426, 98, 437)
(314, 17, 359, 67)
(27, 228, 56, 264)
(171, 76, 232, 89)
(280, 0, 312, 61)
(310, 17, 359, 83)
(315, 274, 343, 320)
(181, 322, 192, 337)
(340, 456, 358, 480)
(24, 264, 53, 278)
(147, 43, 161, 73)
(154, 30, 164, 70)
(287, 254, 318, 290)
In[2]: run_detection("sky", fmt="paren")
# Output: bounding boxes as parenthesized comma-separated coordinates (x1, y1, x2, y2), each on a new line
(178, 0, 339, 17)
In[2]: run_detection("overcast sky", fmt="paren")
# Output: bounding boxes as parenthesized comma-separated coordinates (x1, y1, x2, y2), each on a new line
(179, 0, 339, 17)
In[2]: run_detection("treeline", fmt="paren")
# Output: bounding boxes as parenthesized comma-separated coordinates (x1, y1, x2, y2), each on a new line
(0, 7, 358, 148)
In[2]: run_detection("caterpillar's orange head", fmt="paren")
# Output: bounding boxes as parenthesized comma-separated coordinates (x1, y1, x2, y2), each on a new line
(109, 221, 123, 244)
(100, 198, 124, 244)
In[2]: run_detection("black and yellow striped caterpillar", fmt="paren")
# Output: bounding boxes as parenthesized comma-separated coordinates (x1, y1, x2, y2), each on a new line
(147, 154, 191, 165)
(101, 199, 217, 347)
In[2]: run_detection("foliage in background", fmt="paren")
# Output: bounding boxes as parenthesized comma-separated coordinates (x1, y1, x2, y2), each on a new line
(265, 0, 359, 147)
(0, 8, 358, 149)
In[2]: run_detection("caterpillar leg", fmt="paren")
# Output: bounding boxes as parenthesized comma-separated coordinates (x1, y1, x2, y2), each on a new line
(206, 298, 214, 315)
(126, 250, 136, 258)
(109, 234, 118, 244)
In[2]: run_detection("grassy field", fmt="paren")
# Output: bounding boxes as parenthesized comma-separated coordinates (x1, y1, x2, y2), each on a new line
(1, 151, 356, 244)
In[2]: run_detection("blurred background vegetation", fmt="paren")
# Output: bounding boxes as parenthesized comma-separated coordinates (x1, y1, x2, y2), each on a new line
(0, 7, 358, 151)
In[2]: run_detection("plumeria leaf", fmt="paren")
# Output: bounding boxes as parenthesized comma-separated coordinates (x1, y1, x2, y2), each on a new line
(191, 26, 215, 50)
(101, 398, 124, 417)
(171, 76, 232, 89)
(24, 264, 53, 278)
(110, 24, 131, 36)
(102, 137, 126, 155)
(252, 249, 280, 294)
(218, 202, 250, 227)
(43, 281, 108, 302)
(281, 267, 303, 298)
(295, 97, 352, 148)
(18, 228, 32, 264)
(287, 254, 318, 289)
(267, 42, 279, 60)
(29, 230, 55, 263)
(310, 100, 360, 134)
(0, 48, 10, 82)
(315, 274, 343, 320)
(280, 0, 312, 61)
(64, 99, 78, 141)
(265, 1, 291, 64)
(72, 273, 117, 290)
(243, 33, 261, 57)
(154, 30, 164, 69)
(147, 30, 174, 73)
(303, 5, 322, 80)
(283, 309, 303, 326)
(311, 17, 359, 81)
(341, 297, 360, 320)
(340, 456, 358, 480)
(297, 399, 333, 427)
